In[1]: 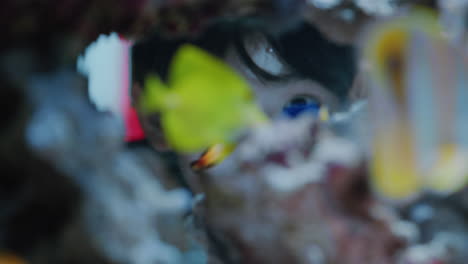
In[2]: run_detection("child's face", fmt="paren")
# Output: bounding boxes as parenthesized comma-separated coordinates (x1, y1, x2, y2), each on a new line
(135, 29, 354, 192)
(136, 32, 340, 149)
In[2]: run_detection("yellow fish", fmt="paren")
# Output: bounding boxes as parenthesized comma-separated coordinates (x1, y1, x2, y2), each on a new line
(140, 44, 268, 161)
(364, 9, 468, 200)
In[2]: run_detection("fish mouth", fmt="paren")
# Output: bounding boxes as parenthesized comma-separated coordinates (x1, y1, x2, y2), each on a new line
(190, 144, 233, 172)
(190, 150, 216, 172)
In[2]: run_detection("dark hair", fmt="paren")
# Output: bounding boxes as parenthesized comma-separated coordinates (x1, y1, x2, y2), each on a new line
(132, 21, 356, 101)
(234, 23, 356, 100)
(132, 22, 237, 84)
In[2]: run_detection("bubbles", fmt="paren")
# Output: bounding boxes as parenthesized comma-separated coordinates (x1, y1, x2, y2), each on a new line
(307, 0, 342, 9)
(77, 33, 129, 115)
(355, 0, 396, 16)
(307, 0, 397, 16)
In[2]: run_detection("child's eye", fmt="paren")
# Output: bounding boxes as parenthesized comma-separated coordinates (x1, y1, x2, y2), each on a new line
(238, 33, 293, 81)
(244, 35, 286, 77)
(282, 95, 321, 118)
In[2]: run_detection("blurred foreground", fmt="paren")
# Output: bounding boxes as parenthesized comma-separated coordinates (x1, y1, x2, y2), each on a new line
(1, 1, 468, 264)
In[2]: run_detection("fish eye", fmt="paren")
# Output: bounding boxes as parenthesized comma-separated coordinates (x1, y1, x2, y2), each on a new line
(282, 95, 322, 118)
